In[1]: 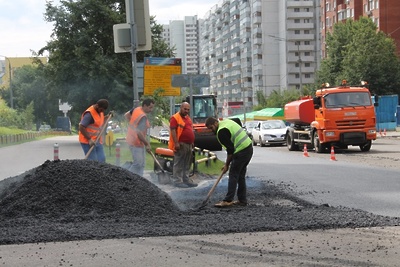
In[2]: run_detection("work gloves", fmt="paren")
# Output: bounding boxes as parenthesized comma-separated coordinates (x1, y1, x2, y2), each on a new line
(89, 139, 96, 147)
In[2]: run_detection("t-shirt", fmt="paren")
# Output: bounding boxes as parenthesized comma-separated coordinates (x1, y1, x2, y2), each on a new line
(80, 112, 94, 127)
(170, 115, 195, 144)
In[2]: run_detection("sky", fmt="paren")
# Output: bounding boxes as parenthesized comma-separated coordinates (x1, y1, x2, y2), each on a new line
(0, 0, 218, 58)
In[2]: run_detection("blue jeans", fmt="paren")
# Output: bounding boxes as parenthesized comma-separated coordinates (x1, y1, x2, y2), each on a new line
(81, 143, 106, 162)
(129, 145, 145, 177)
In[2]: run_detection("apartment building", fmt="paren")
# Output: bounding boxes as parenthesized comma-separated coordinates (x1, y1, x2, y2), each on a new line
(321, 0, 400, 57)
(162, 16, 200, 75)
(199, 0, 319, 112)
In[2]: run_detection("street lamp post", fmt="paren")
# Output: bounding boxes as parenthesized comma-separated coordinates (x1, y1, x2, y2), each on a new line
(268, 35, 303, 90)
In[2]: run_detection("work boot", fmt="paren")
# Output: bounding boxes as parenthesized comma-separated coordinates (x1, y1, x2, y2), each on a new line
(214, 201, 233, 207)
(174, 182, 189, 188)
(232, 200, 247, 206)
(184, 181, 198, 187)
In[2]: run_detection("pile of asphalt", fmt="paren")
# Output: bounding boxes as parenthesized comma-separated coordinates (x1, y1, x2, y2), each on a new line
(0, 159, 399, 245)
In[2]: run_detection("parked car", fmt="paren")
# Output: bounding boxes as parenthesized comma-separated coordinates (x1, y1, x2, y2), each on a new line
(159, 129, 170, 138)
(39, 124, 51, 132)
(251, 120, 288, 147)
(243, 121, 260, 140)
(107, 121, 121, 133)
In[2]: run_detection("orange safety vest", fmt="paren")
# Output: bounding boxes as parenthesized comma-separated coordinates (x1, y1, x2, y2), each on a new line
(168, 112, 192, 150)
(126, 107, 150, 147)
(79, 105, 105, 144)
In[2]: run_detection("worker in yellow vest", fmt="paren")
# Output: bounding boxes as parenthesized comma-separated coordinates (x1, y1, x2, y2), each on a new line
(205, 117, 253, 207)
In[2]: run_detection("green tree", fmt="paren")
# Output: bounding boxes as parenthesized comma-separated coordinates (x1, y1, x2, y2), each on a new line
(6, 65, 51, 129)
(316, 17, 400, 95)
(38, 0, 174, 130)
(265, 89, 303, 109)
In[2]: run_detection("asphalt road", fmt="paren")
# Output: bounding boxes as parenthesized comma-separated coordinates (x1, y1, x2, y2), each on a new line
(1, 134, 400, 266)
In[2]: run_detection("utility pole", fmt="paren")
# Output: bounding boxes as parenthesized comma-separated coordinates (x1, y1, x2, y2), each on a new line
(297, 43, 303, 91)
(268, 35, 303, 90)
(128, 0, 139, 108)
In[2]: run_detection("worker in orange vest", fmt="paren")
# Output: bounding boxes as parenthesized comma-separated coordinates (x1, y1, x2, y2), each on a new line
(124, 98, 155, 176)
(78, 99, 111, 162)
(169, 102, 197, 188)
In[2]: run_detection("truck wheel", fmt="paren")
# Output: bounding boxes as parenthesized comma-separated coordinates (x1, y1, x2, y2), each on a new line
(313, 131, 324, 153)
(287, 131, 298, 151)
(359, 140, 372, 152)
(253, 138, 257, 146)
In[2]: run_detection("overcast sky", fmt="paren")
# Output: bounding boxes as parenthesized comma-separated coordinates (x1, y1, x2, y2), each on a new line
(0, 0, 218, 58)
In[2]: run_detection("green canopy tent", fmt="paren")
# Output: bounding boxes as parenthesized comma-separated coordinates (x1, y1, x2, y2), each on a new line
(228, 111, 257, 121)
(253, 108, 284, 121)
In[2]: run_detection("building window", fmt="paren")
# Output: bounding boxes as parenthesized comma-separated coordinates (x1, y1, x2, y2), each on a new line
(295, 30, 300, 34)
(294, 8, 300, 12)
(305, 74, 311, 78)
(295, 19, 300, 23)
(374, 0, 379, 9)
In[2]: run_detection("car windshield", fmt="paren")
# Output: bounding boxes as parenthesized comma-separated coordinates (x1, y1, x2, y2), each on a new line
(324, 92, 372, 108)
(245, 122, 258, 128)
(261, 120, 286, 130)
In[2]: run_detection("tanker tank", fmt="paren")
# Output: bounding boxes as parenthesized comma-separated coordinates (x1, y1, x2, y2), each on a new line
(284, 98, 315, 125)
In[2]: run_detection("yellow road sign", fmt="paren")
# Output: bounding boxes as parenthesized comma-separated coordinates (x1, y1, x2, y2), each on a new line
(105, 131, 114, 146)
(144, 57, 181, 96)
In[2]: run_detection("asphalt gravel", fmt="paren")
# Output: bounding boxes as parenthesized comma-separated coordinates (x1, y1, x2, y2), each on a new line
(0, 159, 399, 246)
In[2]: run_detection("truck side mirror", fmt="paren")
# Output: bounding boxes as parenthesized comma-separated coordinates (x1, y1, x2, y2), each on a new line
(313, 97, 321, 109)
(374, 94, 379, 107)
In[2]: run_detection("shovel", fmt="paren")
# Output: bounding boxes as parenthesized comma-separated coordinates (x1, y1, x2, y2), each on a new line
(148, 150, 171, 184)
(85, 114, 113, 159)
(196, 170, 225, 210)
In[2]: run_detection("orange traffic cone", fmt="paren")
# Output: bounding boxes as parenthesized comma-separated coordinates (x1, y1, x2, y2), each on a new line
(384, 129, 387, 136)
(303, 144, 309, 157)
(330, 146, 337, 161)
(379, 129, 382, 137)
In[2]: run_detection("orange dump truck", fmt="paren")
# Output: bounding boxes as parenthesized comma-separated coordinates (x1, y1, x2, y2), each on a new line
(284, 81, 377, 153)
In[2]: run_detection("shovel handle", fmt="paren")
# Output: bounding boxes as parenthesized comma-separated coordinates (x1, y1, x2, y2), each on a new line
(201, 171, 225, 206)
(148, 150, 166, 173)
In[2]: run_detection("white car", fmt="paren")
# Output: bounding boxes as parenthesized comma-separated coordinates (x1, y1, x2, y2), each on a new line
(159, 129, 170, 138)
(244, 121, 261, 140)
(251, 120, 287, 147)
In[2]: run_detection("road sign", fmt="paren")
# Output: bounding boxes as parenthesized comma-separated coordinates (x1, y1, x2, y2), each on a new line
(171, 74, 210, 87)
(105, 131, 114, 147)
(144, 57, 181, 96)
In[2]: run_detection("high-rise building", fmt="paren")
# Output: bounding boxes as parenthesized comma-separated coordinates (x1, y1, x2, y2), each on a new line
(162, 0, 400, 115)
(199, 0, 320, 113)
(162, 16, 200, 75)
(320, 0, 400, 57)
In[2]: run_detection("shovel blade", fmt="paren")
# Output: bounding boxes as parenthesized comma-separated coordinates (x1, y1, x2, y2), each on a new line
(157, 171, 171, 184)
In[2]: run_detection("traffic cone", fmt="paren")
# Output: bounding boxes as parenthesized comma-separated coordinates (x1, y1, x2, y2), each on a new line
(379, 129, 382, 137)
(303, 144, 309, 157)
(384, 129, 387, 136)
(330, 146, 337, 161)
